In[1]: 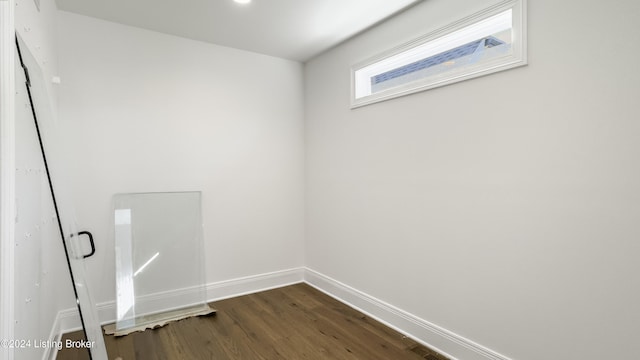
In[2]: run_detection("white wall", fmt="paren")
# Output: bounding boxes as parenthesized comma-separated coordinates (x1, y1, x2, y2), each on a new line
(305, 0, 640, 359)
(57, 11, 305, 306)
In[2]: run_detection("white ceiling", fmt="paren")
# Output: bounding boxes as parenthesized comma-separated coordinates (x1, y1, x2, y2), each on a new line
(55, 0, 422, 62)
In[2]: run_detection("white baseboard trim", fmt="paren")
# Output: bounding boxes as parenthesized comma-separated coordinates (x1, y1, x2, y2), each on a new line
(54, 267, 306, 335)
(205, 267, 305, 302)
(303, 268, 512, 360)
(50, 267, 509, 360)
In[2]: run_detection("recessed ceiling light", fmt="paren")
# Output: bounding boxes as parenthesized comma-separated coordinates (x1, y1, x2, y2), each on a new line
(234, 0, 251, 4)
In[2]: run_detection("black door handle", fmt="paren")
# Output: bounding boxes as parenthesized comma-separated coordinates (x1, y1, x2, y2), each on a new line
(71, 231, 96, 259)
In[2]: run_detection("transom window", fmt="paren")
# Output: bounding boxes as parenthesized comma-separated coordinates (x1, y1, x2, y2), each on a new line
(352, 0, 527, 108)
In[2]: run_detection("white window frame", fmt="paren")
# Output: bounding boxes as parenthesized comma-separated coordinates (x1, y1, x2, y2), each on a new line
(351, 0, 527, 108)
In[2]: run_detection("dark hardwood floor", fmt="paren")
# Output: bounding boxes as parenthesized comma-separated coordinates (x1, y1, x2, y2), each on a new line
(58, 283, 449, 360)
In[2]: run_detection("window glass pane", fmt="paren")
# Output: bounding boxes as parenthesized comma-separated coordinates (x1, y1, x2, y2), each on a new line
(352, 0, 526, 108)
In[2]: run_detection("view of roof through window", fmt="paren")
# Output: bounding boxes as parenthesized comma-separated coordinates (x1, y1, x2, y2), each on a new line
(371, 36, 506, 86)
(352, 1, 527, 108)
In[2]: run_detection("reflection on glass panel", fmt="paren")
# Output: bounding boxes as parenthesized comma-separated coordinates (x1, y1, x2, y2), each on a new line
(113, 192, 212, 335)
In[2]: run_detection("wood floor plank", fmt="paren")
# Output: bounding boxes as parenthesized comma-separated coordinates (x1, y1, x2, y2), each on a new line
(108, 330, 136, 360)
(58, 283, 450, 360)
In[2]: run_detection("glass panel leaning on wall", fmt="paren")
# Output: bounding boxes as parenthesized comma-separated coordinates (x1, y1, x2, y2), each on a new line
(352, 0, 527, 108)
(109, 191, 214, 336)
